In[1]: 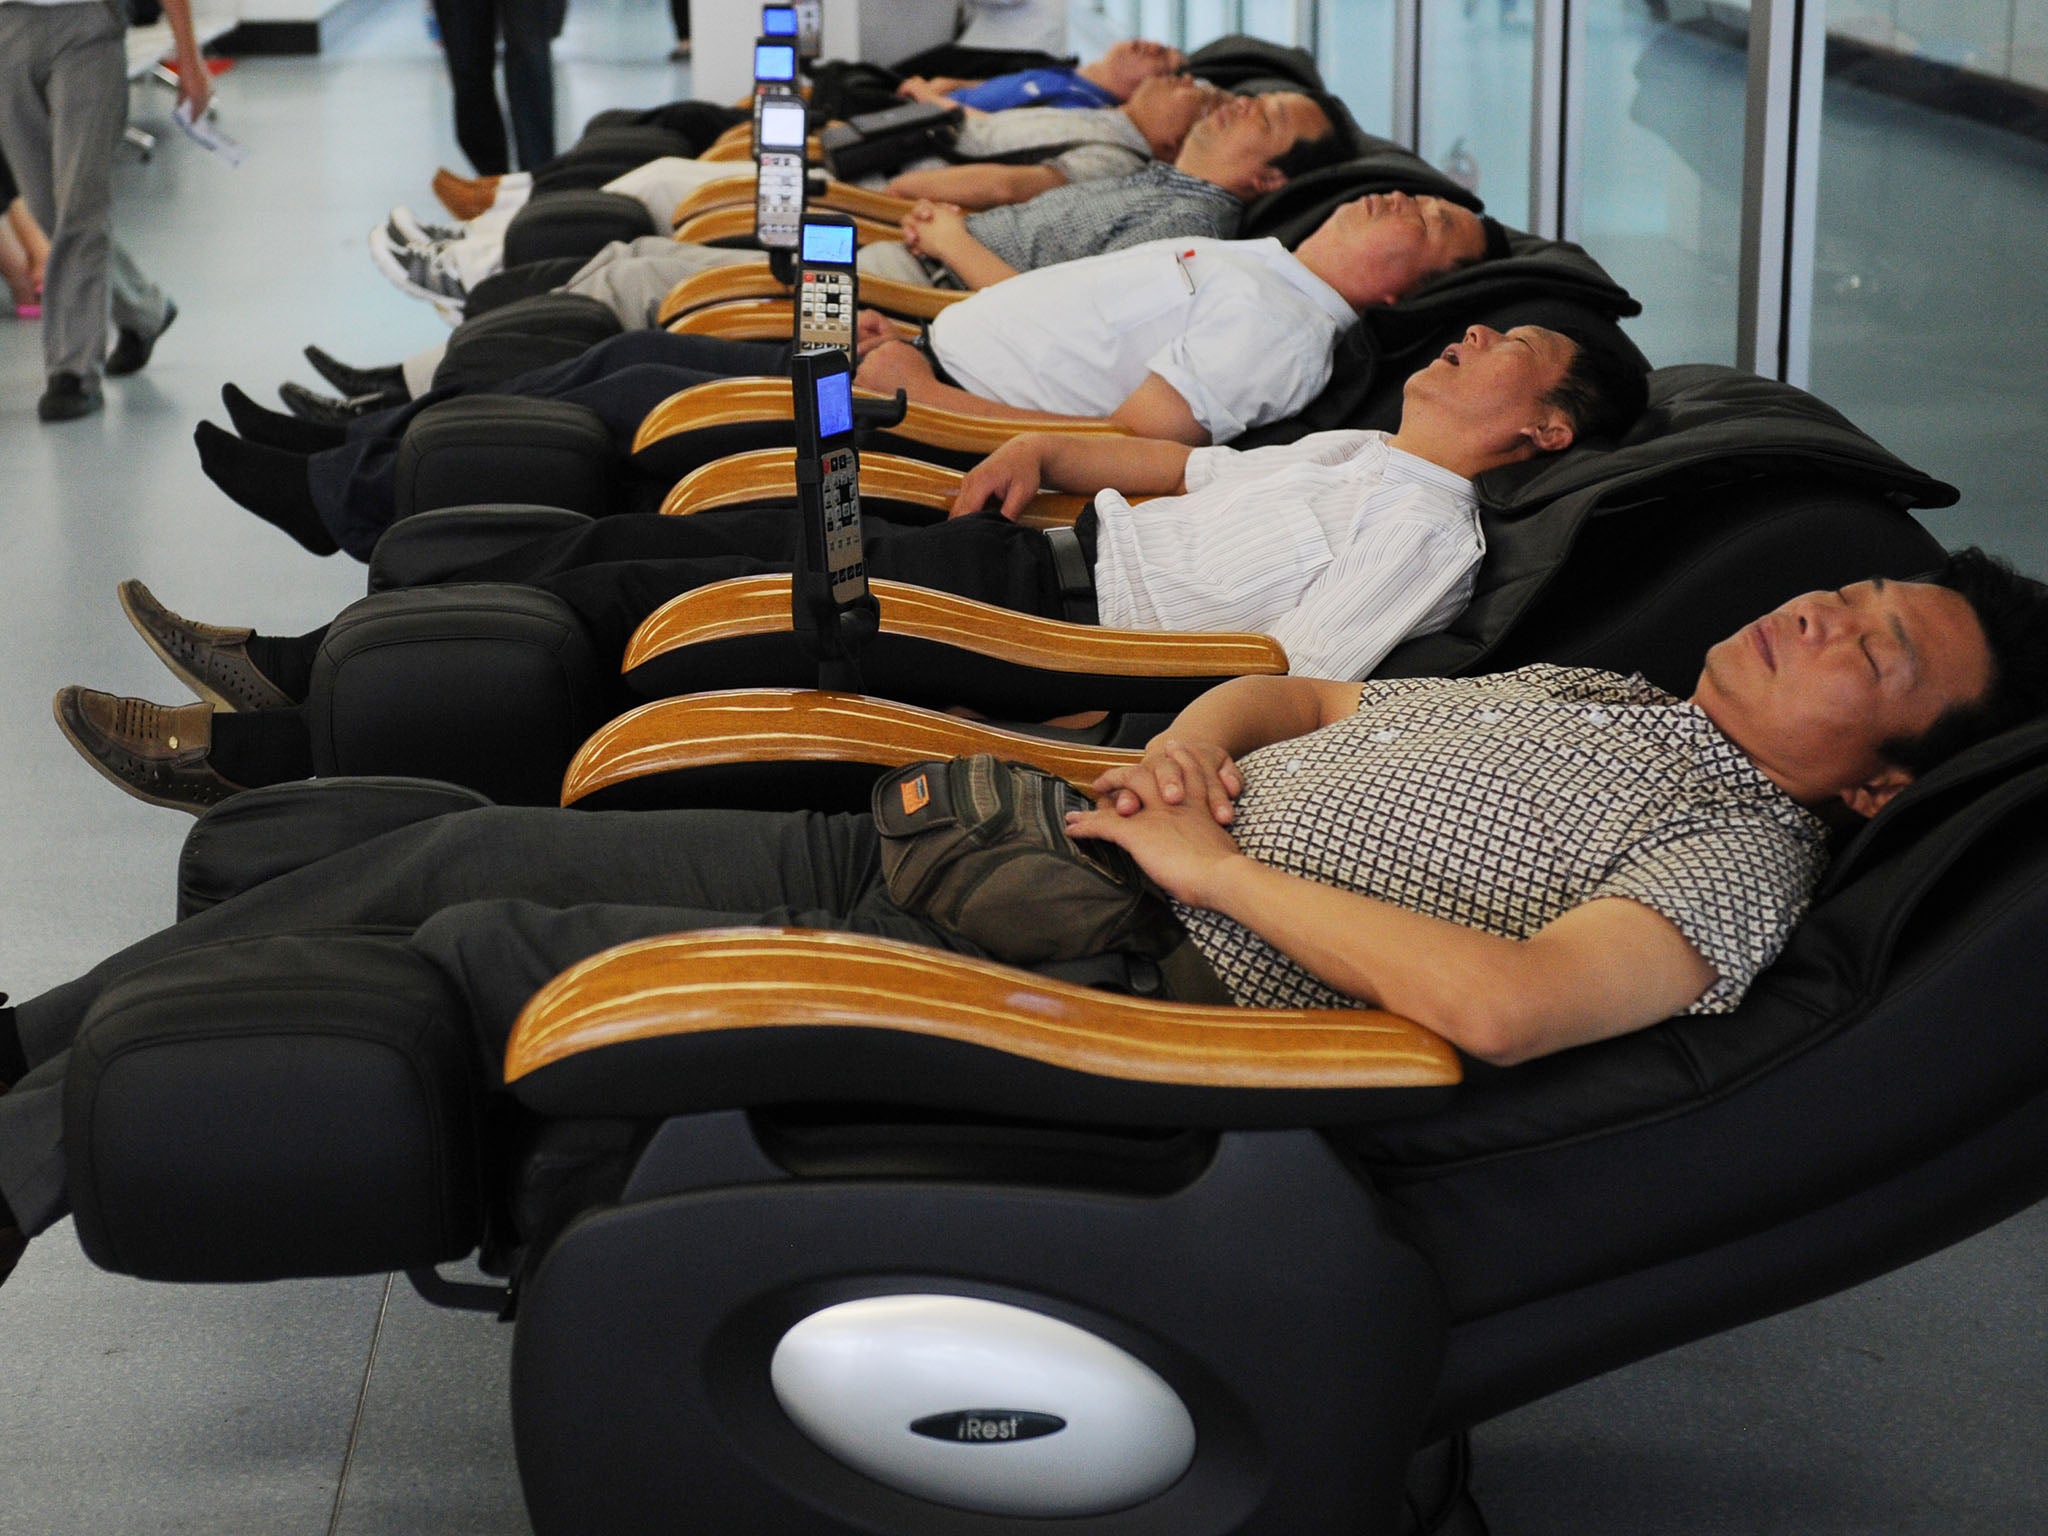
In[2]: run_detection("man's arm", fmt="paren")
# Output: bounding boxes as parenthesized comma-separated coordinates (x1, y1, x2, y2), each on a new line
(159, 0, 214, 117)
(900, 203, 1020, 290)
(886, 163, 1066, 210)
(857, 338, 1211, 446)
(950, 430, 1196, 519)
(1068, 792, 1715, 1064)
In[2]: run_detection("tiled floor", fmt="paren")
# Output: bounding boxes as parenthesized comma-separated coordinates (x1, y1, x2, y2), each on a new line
(0, 3, 2041, 1532)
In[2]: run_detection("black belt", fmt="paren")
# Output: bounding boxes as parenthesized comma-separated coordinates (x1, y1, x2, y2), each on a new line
(909, 327, 958, 387)
(1042, 511, 1098, 625)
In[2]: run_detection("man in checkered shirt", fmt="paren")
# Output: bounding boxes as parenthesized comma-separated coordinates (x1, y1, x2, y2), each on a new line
(1070, 548, 2048, 1064)
(3, 555, 2043, 1272)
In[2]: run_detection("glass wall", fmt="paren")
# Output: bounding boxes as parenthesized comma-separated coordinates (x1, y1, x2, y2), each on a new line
(1810, 5, 2048, 573)
(1415, 5, 1533, 230)
(1315, 0, 1395, 138)
(1575, 0, 1748, 366)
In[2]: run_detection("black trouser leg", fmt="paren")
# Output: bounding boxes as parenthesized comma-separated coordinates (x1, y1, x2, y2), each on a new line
(432, 0, 509, 175)
(498, 0, 557, 169)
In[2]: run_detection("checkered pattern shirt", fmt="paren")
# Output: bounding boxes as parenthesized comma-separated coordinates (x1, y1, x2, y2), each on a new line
(962, 163, 1244, 276)
(1173, 666, 1830, 1017)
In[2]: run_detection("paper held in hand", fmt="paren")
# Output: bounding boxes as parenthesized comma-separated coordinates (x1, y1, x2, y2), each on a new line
(173, 100, 248, 168)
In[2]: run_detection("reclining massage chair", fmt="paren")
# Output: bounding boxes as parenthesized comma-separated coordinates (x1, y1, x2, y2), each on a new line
(285, 360, 1954, 812)
(55, 523, 2048, 1532)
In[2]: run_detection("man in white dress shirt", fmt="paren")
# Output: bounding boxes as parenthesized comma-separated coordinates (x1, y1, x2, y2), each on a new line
(55, 323, 1649, 812)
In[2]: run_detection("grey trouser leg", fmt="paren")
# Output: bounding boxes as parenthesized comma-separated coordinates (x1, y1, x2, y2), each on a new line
(0, 804, 973, 1234)
(560, 235, 767, 328)
(0, 2, 165, 381)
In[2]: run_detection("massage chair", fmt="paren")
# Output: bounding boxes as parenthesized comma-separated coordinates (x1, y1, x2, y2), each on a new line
(55, 521, 2048, 1531)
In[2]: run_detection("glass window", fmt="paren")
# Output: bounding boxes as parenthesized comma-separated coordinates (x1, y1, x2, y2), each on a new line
(1575, 0, 1749, 367)
(1417, 3, 1533, 229)
(1315, 0, 1395, 139)
(1810, 10, 2048, 572)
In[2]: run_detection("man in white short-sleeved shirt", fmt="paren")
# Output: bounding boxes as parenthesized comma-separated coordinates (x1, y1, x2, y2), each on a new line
(858, 189, 1502, 447)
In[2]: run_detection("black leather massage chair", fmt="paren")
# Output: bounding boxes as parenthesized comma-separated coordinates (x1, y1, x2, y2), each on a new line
(282, 362, 1953, 815)
(55, 491, 2048, 1533)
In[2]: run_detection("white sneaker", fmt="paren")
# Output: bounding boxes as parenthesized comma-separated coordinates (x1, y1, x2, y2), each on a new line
(367, 225, 468, 309)
(387, 204, 462, 249)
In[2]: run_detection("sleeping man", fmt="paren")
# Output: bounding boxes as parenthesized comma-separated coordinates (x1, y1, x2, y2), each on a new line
(58, 323, 1644, 811)
(4, 550, 2042, 1285)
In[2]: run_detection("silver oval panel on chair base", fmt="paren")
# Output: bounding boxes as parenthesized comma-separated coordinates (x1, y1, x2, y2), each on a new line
(771, 1293, 1197, 1517)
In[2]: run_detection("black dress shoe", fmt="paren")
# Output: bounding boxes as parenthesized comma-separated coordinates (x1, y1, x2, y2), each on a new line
(36, 372, 103, 422)
(303, 343, 407, 399)
(107, 298, 176, 376)
(278, 380, 398, 425)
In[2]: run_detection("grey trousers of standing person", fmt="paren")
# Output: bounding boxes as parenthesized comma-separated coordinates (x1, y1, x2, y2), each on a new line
(0, 803, 983, 1236)
(0, 0, 172, 382)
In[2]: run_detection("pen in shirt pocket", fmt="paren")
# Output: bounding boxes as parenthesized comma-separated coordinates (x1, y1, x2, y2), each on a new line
(1174, 250, 1196, 293)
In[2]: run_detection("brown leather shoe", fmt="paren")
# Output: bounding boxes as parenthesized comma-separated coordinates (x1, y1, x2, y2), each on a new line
(117, 580, 294, 712)
(51, 687, 247, 815)
(432, 166, 500, 222)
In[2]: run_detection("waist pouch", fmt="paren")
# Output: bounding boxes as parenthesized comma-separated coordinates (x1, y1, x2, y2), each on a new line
(821, 102, 964, 181)
(872, 755, 1183, 966)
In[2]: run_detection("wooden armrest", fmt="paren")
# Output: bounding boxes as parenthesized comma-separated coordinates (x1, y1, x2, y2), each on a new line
(671, 173, 761, 226)
(505, 928, 1461, 1091)
(844, 275, 968, 321)
(670, 177, 918, 230)
(674, 204, 900, 248)
(632, 378, 1131, 458)
(668, 299, 918, 345)
(622, 575, 1291, 678)
(657, 264, 791, 326)
(658, 446, 1091, 528)
(561, 688, 1135, 805)
(699, 136, 754, 163)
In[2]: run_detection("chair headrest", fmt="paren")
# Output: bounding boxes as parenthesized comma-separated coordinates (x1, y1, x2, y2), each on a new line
(1185, 33, 1326, 92)
(1475, 363, 1959, 517)
(1823, 713, 2048, 897)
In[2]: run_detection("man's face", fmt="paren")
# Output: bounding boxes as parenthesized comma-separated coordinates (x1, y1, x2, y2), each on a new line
(1317, 191, 1488, 305)
(1096, 39, 1186, 98)
(1693, 578, 1993, 813)
(1400, 324, 1578, 458)
(1176, 91, 1331, 195)
(1124, 73, 1227, 151)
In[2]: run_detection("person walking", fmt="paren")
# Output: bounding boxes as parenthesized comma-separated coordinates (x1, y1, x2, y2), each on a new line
(0, 0, 207, 421)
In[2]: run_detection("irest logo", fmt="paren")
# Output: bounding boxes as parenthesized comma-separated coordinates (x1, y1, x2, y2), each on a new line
(908, 1410, 1067, 1444)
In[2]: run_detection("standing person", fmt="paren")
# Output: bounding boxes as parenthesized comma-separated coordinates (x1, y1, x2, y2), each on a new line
(667, 0, 687, 62)
(433, 0, 558, 175)
(0, 0, 207, 422)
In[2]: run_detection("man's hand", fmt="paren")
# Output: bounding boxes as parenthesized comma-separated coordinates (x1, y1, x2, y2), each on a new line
(895, 77, 946, 103)
(1065, 795, 1244, 909)
(1089, 738, 1244, 824)
(950, 435, 1047, 519)
(854, 307, 900, 358)
(900, 200, 973, 260)
(854, 338, 935, 395)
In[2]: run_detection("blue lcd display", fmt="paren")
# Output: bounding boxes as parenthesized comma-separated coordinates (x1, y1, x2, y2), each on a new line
(762, 6, 798, 35)
(815, 372, 854, 439)
(802, 222, 856, 266)
(755, 44, 797, 81)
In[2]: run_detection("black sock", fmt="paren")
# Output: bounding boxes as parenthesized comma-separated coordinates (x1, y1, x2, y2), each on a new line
(242, 627, 329, 703)
(193, 422, 341, 557)
(209, 707, 317, 785)
(0, 1002, 25, 1083)
(221, 383, 346, 454)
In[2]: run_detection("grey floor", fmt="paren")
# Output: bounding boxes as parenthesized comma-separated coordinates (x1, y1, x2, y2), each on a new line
(0, 2, 2041, 1532)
